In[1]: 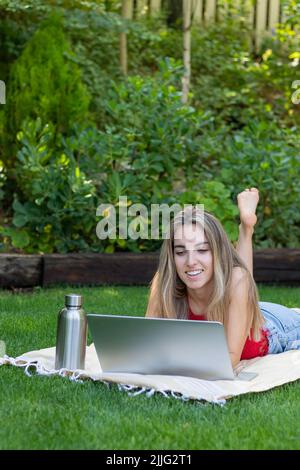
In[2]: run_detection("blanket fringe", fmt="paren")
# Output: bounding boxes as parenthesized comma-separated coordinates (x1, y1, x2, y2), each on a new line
(0, 355, 226, 406)
(116, 383, 226, 406)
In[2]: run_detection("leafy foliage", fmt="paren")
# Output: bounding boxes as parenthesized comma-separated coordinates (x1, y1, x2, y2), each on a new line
(0, 118, 98, 253)
(4, 12, 91, 165)
(218, 121, 300, 248)
(0, 0, 299, 252)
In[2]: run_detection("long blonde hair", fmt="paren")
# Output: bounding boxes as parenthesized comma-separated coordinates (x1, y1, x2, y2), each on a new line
(145, 207, 265, 341)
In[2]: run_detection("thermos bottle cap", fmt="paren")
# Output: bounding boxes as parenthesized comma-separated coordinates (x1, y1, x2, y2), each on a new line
(65, 294, 83, 308)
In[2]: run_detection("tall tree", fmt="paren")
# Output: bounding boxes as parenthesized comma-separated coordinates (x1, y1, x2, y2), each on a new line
(150, 0, 162, 16)
(120, 0, 133, 75)
(182, 0, 191, 104)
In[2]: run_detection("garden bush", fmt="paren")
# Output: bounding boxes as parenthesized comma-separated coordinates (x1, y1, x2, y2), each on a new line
(3, 12, 91, 166)
(218, 121, 300, 248)
(0, 61, 243, 253)
(0, 0, 299, 252)
(0, 118, 98, 253)
(190, 16, 300, 130)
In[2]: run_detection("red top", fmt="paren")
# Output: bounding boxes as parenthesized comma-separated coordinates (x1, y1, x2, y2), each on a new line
(188, 308, 269, 360)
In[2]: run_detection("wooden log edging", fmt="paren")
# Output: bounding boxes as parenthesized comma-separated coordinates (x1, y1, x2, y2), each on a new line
(43, 253, 160, 286)
(0, 249, 300, 288)
(0, 254, 42, 288)
(253, 249, 300, 284)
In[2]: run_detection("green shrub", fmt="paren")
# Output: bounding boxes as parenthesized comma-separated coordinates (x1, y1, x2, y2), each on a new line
(47, 60, 218, 252)
(0, 118, 98, 253)
(1, 61, 240, 253)
(96, 59, 214, 198)
(175, 181, 240, 243)
(64, 8, 124, 128)
(217, 121, 300, 247)
(188, 6, 300, 130)
(1, 1, 299, 251)
(4, 12, 91, 166)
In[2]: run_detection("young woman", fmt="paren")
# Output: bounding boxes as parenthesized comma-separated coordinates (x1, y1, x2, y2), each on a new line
(145, 188, 300, 368)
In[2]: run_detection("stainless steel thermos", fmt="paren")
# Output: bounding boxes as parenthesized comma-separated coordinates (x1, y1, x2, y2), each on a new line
(55, 294, 87, 370)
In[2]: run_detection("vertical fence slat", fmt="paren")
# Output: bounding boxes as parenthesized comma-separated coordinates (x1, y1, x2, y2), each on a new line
(240, 0, 256, 50)
(205, 0, 217, 22)
(216, 0, 227, 20)
(121, 0, 133, 19)
(193, 0, 203, 23)
(247, 0, 255, 29)
(255, 0, 268, 49)
(136, 0, 148, 17)
(132, 0, 279, 46)
(280, 2, 288, 25)
(217, 0, 242, 20)
(268, 0, 280, 31)
(150, 0, 161, 15)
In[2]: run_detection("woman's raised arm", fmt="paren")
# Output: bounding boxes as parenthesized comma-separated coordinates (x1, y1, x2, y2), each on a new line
(235, 188, 260, 277)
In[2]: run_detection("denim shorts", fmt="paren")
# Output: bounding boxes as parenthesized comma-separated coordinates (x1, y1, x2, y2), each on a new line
(259, 302, 300, 354)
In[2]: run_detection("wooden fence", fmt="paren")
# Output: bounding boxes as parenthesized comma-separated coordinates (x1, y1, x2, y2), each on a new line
(127, 0, 285, 48)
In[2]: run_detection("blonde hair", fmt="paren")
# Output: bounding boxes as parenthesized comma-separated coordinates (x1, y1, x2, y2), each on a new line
(146, 208, 265, 341)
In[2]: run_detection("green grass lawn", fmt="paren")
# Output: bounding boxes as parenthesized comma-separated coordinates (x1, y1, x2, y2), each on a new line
(0, 284, 300, 450)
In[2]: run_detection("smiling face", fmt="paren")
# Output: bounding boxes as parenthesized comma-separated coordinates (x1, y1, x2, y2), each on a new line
(173, 222, 214, 291)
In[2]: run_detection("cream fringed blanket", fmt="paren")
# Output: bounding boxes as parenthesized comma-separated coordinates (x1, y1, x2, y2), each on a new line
(1, 343, 300, 406)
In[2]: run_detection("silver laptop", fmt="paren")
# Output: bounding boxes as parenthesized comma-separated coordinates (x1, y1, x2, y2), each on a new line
(87, 314, 257, 381)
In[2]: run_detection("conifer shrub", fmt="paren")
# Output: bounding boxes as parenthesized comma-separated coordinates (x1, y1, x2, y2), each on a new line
(4, 12, 91, 166)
